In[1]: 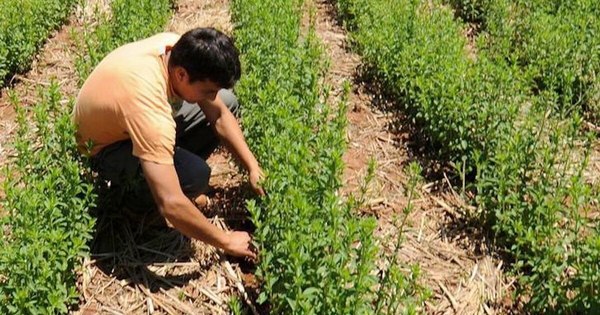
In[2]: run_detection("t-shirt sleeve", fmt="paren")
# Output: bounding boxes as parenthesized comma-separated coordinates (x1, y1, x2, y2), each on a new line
(124, 109, 176, 164)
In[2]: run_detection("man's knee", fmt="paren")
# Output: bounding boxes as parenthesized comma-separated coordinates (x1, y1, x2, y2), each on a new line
(174, 147, 212, 198)
(218, 89, 239, 117)
(182, 161, 211, 198)
(186, 167, 211, 197)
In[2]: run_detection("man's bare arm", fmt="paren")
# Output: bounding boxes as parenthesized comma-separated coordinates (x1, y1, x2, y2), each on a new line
(140, 159, 256, 259)
(200, 95, 265, 195)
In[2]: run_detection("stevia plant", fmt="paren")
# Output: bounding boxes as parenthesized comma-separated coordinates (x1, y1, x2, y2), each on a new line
(375, 162, 431, 315)
(232, 0, 428, 313)
(444, 0, 491, 25)
(0, 84, 96, 314)
(475, 104, 599, 313)
(74, 0, 173, 85)
(481, 0, 600, 122)
(336, 0, 600, 312)
(0, 0, 79, 86)
(0, 0, 174, 312)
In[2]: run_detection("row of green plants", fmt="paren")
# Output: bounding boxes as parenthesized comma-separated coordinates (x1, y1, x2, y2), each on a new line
(0, 0, 78, 86)
(444, 0, 491, 26)
(337, 0, 599, 313)
(449, 0, 600, 122)
(74, 0, 173, 84)
(0, 85, 96, 313)
(0, 0, 173, 313)
(231, 0, 429, 313)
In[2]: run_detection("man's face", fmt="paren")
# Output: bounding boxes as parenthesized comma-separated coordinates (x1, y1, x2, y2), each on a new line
(173, 67, 221, 103)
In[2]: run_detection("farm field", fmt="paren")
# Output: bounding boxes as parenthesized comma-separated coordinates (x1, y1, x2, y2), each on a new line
(0, 0, 598, 314)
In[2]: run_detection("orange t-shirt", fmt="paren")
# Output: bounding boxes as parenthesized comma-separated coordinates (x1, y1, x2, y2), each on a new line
(73, 32, 181, 165)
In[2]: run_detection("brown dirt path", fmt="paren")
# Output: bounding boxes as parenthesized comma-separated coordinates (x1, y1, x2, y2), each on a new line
(313, 1, 514, 314)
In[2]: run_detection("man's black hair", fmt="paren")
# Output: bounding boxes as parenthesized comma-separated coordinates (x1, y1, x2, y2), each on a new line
(169, 27, 241, 89)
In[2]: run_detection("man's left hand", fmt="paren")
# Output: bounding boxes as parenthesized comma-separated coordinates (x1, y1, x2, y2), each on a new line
(249, 168, 266, 196)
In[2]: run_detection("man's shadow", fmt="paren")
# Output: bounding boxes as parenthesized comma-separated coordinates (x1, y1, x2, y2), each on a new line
(88, 177, 257, 294)
(90, 208, 197, 293)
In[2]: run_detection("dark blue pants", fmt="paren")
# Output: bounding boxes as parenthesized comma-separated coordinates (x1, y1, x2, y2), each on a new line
(91, 89, 239, 211)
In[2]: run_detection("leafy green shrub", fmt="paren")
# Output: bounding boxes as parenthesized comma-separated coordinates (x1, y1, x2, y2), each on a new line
(476, 104, 599, 312)
(445, 0, 491, 25)
(0, 0, 173, 313)
(483, 0, 600, 120)
(0, 84, 96, 314)
(232, 0, 429, 313)
(340, 0, 522, 170)
(337, 0, 600, 312)
(444, 0, 600, 121)
(74, 0, 173, 83)
(0, 0, 78, 86)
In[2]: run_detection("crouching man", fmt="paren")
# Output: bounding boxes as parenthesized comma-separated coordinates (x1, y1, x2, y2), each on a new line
(73, 27, 263, 259)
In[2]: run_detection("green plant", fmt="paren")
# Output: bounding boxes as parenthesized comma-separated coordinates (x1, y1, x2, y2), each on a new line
(445, 0, 491, 25)
(376, 162, 431, 315)
(0, 0, 78, 86)
(228, 296, 247, 315)
(0, 0, 174, 312)
(232, 0, 428, 313)
(482, 0, 600, 121)
(0, 83, 96, 314)
(475, 105, 599, 312)
(336, 0, 599, 312)
(74, 0, 173, 84)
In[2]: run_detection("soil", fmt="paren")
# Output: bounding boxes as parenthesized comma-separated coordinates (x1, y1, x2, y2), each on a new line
(0, 0, 522, 314)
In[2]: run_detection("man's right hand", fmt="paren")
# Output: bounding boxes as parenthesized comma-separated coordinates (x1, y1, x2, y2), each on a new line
(223, 231, 257, 260)
(141, 160, 258, 260)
